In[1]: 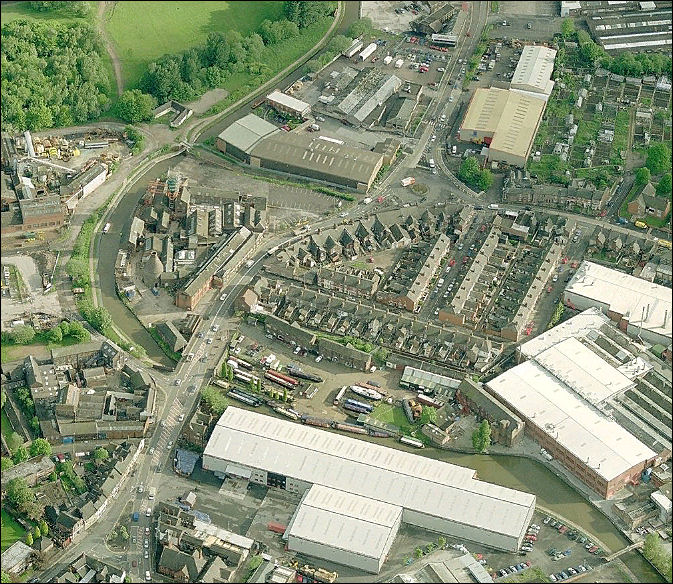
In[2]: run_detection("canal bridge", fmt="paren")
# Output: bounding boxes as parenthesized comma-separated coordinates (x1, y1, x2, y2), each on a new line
(603, 540, 644, 562)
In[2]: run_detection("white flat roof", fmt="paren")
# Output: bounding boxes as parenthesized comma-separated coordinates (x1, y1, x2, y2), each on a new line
(566, 261, 672, 342)
(519, 308, 610, 358)
(533, 337, 634, 405)
(287, 485, 401, 560)
(511, 45, 557, 95)
(487, 361, 657, 482)
(266, 90, 310, 114)
(204, 408, 535, 539)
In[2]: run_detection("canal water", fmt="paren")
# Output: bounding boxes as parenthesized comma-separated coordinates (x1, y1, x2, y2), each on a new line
(98, 157, 181, 367)
(424, 449, 663, 583)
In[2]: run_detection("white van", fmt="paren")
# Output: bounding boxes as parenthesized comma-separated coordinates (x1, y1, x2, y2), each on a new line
(145, 570, 152, 581)
(429, 158, 435, 168)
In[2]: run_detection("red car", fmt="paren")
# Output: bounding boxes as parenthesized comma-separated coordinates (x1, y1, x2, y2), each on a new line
(449, 259, 456, 267)
(281, 124, 291, 132)
(525, 535, 537, 541)
(480, 224, 487, 232)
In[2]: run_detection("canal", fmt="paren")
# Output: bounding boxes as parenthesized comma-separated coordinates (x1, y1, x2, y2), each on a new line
(98, 157, 182, 367)
(422, 449, 663, 583)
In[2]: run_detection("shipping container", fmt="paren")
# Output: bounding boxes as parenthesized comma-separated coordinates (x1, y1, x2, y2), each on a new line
(400, 435, 425, 448)
(333, 386, 347, 405)
(268, 521, 287, 534)
(359, 43, 378, 61)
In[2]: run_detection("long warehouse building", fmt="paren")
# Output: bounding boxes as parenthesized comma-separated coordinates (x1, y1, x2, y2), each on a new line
(203, 408, 536, 572)
(459, 87, 547, 167)
(564, 260, 672, 345)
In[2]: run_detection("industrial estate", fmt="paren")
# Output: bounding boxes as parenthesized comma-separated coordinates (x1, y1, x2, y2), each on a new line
(0, 1, 671, 584)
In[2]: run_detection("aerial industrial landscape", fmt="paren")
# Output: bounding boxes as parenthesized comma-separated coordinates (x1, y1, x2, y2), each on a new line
(0, 1, 671, 583)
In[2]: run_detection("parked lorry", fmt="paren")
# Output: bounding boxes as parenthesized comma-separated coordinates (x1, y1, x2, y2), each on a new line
(401, 177, 416, 187)
(488, 203, 499, 210)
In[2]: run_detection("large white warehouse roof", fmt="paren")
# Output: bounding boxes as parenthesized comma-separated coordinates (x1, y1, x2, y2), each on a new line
(204, 408, 535, 542)
(266, 90, 310, 115)
(533, 337, 634, 405)
(487, 361, 657, 483)
(511, 45, 557, 95)
(286, 484, 402, 563)
(565, 261, 672, 343)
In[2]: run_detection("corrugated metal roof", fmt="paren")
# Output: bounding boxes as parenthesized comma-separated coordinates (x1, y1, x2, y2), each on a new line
(250, 133, 383, 185)
(204, 408, 536, 539)
(287, 485, 401, 560)
(217, 114, 280, 154)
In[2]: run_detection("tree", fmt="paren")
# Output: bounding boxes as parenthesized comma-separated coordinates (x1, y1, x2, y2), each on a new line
(419, 406, 438, 425)
(635, 167, 651, 186)
(118, 525, 129, 541)
(11, 325, 36, 345)
(560, 18, 575, 39)
(347, 17, 373, 39)
(33, 526, 41, 539)
(6, 478, 33, 510)
(25, 532, 33, 546)
(12, 445, 29, 464)
(1, 457, 14, 470)
(93, 447, 109, 461)
(59, 321, 71, 337)
(1, 570, 11, 583)
(471, 420, 492, 452)
(48, 325, 63, 344)
(68, 321, 89, 342)
(39, 519, 49, 536)
(327, 35, 353, 55)
(88, 306, 112, 333)
(30, 416, 40, 433)
(414, 547, 424, 558)
(656, 173, 672, 197)
(115, 90, 156, 123)
(643, 533, 663, 562)
(284, 1, 333, 28)
(29, 438, 52, 458)
(7, 431, 24, 453)
(306, 59, 322, 73)
(646, 142, 671, 175)
(438, 536, 446, 549)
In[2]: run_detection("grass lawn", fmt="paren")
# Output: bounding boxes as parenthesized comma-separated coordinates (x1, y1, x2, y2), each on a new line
(1, 334, 86, 364)
(1, 409, 15, 442)
(0, 1, 117, 99)
(1, 508, 25, 552)
(370, 403, 412, 431)
(105, 1, 285, 90)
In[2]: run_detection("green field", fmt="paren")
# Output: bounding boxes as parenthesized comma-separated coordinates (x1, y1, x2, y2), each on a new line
(105, 1, 285, 90)
(1, 508, 25, 552)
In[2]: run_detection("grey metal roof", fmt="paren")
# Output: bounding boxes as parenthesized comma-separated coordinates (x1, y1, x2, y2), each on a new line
(287, 484, 401, 561)
(217, 114, 280, 154)
(204, 408, 536, 540)
(250, 134, 383, 185)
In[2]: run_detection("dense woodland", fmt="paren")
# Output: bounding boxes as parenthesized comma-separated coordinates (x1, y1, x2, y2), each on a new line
(1, 20, 110, 132)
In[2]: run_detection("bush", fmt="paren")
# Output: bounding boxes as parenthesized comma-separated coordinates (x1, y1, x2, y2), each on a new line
(646, 143, 672, 175)
(116, 90, 156, 123)
(10, 325, 36, 345)
(29, 438, 52, 458)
